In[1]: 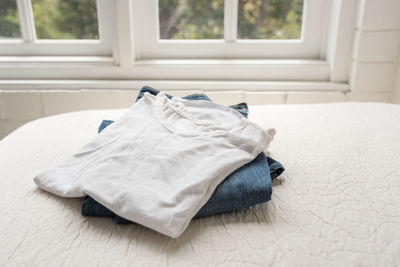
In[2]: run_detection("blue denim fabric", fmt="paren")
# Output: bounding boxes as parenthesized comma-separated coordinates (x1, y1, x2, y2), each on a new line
(81, 86, 284, 222)
(267, 157, 285, 180)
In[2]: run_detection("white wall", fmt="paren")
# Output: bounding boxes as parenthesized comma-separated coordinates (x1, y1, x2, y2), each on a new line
(394, 67, 400, 104)
(349, 0, 400, 102)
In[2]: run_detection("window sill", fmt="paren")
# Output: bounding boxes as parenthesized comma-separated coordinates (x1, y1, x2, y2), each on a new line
(135, 59, 328, 67)
(0, 57, 329, 81)
(0, 56, 116, 68)
(0, 79, 349, 92)
(133, 59, 330, 81)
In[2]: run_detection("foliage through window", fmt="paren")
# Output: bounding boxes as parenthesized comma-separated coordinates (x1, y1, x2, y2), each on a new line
(32, 0, 99, 39)
(238, 0, 303, 39)
(0, 0, 99, 40)
(158, 0, 303, 40)
(159, 0, 224, 39)
(0, 0, 21, 38)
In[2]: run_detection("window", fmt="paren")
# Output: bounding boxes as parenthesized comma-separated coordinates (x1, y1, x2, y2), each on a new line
(237, 0, 304, 40)
(32, 0, 99, 39)
(158, 0, 304, 40)
(0, 0, 113, 56)
(159, 0, 224, 40)
(133, 0, 328, 59)
(0, 0, 22, 38)
(0, 0, 357, 85)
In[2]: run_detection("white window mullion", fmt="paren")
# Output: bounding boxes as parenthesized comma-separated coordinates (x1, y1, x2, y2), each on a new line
(113, 0, 136, 66)
(224, 0, 238, 42)
(16, 0, 37, 42)
(132, 0, 159, 60)
(96, 0, 114, 58)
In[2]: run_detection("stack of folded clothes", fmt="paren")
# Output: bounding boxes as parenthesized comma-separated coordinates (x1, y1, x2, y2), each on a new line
(34, 86, 284, 238)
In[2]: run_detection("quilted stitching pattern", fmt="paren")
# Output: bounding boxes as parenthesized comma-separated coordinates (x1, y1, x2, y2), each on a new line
(0, 103, 400, 266)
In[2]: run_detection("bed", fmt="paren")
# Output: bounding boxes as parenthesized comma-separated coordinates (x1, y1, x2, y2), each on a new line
(1, 102, 400, 266)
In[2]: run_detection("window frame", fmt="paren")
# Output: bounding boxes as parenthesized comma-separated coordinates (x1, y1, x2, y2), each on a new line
(133, 0, 329, 60)
(0, 0, 358, 89)
(0, 0, 114, 56)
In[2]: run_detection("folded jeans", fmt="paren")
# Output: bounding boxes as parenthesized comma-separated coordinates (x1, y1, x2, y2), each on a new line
(81, 86, 285, 223)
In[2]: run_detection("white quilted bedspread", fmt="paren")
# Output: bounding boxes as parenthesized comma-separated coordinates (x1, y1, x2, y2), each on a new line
(1, 103, 400, 267)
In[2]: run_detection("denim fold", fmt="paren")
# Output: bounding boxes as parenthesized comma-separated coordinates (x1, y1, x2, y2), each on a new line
(81, 86, 285, 222)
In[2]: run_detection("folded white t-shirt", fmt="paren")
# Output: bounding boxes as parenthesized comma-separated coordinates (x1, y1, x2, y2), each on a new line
(34, 92, 275, 238)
